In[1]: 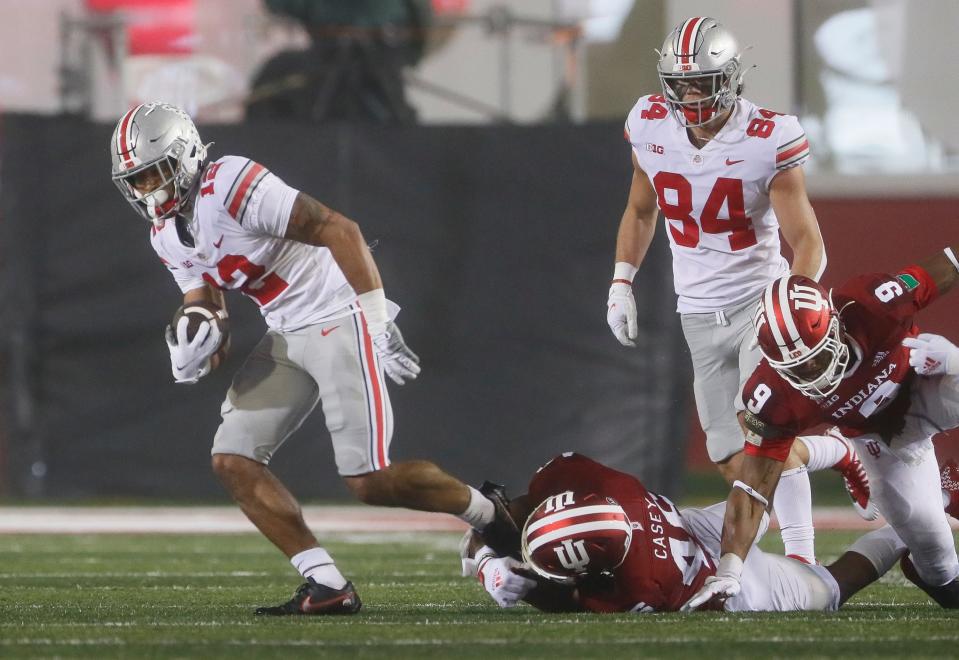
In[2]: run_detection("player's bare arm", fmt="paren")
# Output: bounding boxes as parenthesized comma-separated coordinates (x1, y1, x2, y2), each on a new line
(917, 244, 959, 294)
(769, 166, 826, 281)
(284, 192, 383, 295)
(721, 450, 784, 561)
(614, 152, 660, 268)
(183, 283, 226, 309)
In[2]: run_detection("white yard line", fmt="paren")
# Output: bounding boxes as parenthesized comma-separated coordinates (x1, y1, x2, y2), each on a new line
(0, 505, 953, 534)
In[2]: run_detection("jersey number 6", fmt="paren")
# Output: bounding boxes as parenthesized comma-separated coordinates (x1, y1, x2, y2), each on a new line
(653, 172, 757, 251)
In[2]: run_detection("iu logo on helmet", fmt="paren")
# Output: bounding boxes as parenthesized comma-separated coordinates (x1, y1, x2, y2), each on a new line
(554, 539, 591, 573)
(790, 284, 828, 312)
(544, 491, 575, 513)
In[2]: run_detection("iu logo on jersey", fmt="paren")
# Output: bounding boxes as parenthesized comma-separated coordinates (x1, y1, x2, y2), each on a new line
(554, 539, 590, 573)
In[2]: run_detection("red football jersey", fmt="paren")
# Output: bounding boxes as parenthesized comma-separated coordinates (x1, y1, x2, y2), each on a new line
(527, 453, 715, 612)
(741, 266, 939, 459)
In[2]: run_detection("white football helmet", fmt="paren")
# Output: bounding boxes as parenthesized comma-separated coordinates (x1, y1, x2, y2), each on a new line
(657, 17, 746, 127)
(110, 102, 208, 226)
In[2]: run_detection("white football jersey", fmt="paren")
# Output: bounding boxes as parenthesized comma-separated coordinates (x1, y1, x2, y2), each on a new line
(625, 95, 811, 313)
(150, 155, 359, 331)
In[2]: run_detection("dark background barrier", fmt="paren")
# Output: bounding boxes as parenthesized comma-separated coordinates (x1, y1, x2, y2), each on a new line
(1, 115, 692, 500)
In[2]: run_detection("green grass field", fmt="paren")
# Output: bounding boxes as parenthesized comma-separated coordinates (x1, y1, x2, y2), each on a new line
(1, 529, 958, 659)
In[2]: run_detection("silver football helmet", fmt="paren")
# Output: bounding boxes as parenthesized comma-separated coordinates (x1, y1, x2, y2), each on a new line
(110, 102, 208, 226)
(657, 17, 746, 128)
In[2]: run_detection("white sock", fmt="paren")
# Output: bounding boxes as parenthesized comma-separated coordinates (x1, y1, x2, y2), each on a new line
(290, 547, 347, 589)
(458, 486, 495, 528)
(847, 525, 906, 576)
(775, 465, 816, 562)
(799, 433, 850, 473)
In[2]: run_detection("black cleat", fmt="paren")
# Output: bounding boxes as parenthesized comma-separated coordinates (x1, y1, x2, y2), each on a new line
(900, 555, 959, 609)
(477, 480, 521, 557)
(254, 579, 362, 616)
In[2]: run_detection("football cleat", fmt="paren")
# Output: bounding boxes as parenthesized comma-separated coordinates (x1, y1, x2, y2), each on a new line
(832, 435, 879, 521)
(254, 579, 362, 616)
(476, 480, 521, 558)
(900, 555, 959, 609)
(940, 459, 959, 519)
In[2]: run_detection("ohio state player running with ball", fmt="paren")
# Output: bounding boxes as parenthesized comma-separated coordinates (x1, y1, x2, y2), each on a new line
(684, 247, 959, 611)
(606, 17, 870, 563)
(110, 102, 514, 615)
(460, 453, 901, 613)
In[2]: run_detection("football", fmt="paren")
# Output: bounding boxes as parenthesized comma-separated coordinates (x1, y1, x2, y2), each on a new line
(171, 300, 231, 370)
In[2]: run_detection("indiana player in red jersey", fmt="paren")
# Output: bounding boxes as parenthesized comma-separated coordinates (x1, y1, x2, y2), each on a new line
(461, 453, 902, 613)
(684, 246, 959, 611)
(606, 16, 867, 565)
(110, 102, 516, 615)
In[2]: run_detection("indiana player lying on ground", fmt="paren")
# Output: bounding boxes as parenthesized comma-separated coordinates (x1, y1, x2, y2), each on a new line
(684, 246, 959, 612)
(110, 102, 516, 615)
(460, 453, 904, 613)
(607, 16, 866, 565)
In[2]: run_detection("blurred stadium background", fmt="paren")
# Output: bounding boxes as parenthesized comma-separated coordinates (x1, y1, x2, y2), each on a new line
(0, 0, 957, 508)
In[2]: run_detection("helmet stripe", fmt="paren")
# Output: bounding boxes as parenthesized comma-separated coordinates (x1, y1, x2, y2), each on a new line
(764, 278, 789, 357)
(778, 276, 802, 344)
(527, 519, 632, 554)
(678, 16, 705, 64)
(526, 504, 627, 535)
(116, 104, 144, 170)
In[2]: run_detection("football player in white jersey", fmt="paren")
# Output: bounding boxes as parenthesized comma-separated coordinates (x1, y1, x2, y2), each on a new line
(110, 102, 517, 615)
(605, 17, 871, 563)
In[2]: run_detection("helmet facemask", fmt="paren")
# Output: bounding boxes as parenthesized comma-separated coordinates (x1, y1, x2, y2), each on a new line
(659, 64, 741, 128)
(113, 150, 187, 226)
(761, 310, 850, 400)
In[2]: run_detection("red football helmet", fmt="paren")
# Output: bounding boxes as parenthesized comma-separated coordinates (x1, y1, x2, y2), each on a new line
(521, 490, 632, 584)
(754, 275, 850, 399)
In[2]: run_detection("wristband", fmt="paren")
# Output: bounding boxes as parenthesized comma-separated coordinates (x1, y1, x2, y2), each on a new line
(613, 262, 638, 283)
(716, 553, 744, 580)
(733, 480, 769, 507)
(944, 248, 959, 275)
(357, 288, 389, 332)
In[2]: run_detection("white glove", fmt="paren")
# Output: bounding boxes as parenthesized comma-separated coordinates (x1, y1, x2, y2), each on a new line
(372, 321, 421, 385)
(607, 282, 638, 347)
(476, 552, 537, 608)
(902, 333, 959, 376)
(165, 315, 222, 384)
(680, 553, 743, 612)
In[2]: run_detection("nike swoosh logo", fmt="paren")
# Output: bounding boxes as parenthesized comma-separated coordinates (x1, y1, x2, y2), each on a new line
(301, 593, 352, 613)
(709, 49, 725, 56)
(725, 158, 744, 166)
(213, 235, 224, 248)
(321, 326, 340, 337)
